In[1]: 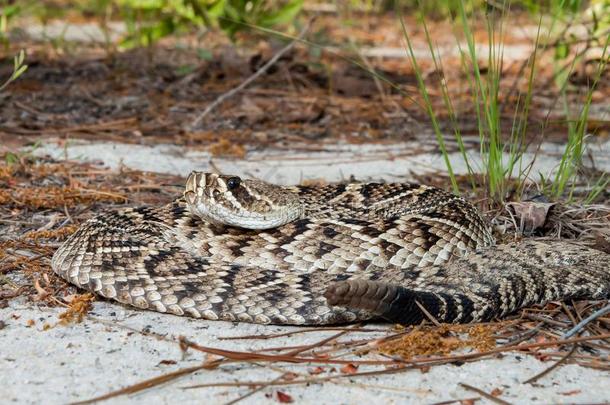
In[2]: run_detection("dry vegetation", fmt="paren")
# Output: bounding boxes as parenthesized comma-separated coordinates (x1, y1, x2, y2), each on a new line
(0, 155, 180, 305)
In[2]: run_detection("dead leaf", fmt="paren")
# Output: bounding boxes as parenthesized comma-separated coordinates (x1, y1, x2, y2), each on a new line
(507, 200, 556, 236)
(308, 366, 324, 375)
(275, 391, 294, 403)
(340, 363, 359, 374)
(157, 360, 177, 366)
(33, 279, 50, 301)
(490, 388, 503, 396)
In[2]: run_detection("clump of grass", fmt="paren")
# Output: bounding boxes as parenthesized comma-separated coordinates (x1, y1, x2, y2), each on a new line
(550, 36, 609, 201)
(399, 0, 608, 204)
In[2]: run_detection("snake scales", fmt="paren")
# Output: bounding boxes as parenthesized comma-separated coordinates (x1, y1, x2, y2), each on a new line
(52, 172, 609, 325)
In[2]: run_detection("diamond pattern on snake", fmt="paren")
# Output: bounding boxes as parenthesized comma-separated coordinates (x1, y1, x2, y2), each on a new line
(52, 172, 610, 325)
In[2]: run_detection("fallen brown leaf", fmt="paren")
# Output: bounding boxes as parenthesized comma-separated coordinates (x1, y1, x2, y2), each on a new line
(308, 366, 325, 375)
(340, 363, 359, 374)
(507, 200, 555, 236)
(490, 388, 503, 396)
(275, 391, 294, 403)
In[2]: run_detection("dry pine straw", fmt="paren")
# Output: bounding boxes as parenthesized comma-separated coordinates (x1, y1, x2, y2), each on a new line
(0, 156, 179, 303)
(1, 156, 609, 403)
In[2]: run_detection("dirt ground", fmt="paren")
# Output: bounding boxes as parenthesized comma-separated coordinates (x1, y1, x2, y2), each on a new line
(1, 14, 608, 153)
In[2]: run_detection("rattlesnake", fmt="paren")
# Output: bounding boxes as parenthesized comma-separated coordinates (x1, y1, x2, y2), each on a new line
(51, 172, 609, 325)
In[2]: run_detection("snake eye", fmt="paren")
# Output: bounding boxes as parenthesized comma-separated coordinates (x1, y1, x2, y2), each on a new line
(226, 177, 241, 190)
(212, 190, 220, 199)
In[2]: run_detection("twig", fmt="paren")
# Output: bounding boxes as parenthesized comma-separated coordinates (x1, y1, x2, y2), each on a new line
(523, 344, 577, 385)
(184, 364, 417, 390)
(187, 20, 313, 130)
(503, 323, 544, 345)
(415, 300, 441, 327)
(430, 398, 481, 405)
(179, 337, 400, 366)
(284, 326, 355, 356)
(562, 303, 610, 339)
(561, 302, 579, 327)
(458, 383, 511, 405)
(71, 364, 209, 405)
(225, 374, 285, 405)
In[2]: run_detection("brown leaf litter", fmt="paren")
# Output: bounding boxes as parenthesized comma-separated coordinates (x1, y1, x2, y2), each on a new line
(380, 324, 498, 359)
(58, 293, 95, 325)
(0, 156, 180, 307)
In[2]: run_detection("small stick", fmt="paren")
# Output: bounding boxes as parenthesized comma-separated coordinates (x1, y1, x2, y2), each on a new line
(284, 325, 356, 356)
(458, 383, 511, 405)
(187, 20, 314, 130)
(523, 313, 569, 328)
(562, 303, 610, 339)
(179, 338, 400, 366)
(225, 374, 285, 405)
(415, 300, 441, 327)
(430, 398, 481, 405)
(71, 364, 208, 405)
(523, 344, 577, 385)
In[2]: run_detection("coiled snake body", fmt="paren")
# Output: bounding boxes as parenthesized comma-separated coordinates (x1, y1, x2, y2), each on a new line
(52, 173, 609, 325)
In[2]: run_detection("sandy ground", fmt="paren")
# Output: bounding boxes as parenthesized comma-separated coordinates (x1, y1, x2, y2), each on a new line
(2, 300, 608, 404)
(2, 138, 609, 404)
(34, 136, 610, 184)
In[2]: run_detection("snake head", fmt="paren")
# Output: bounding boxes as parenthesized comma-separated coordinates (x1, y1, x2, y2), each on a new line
(184, 171, 303, 230)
